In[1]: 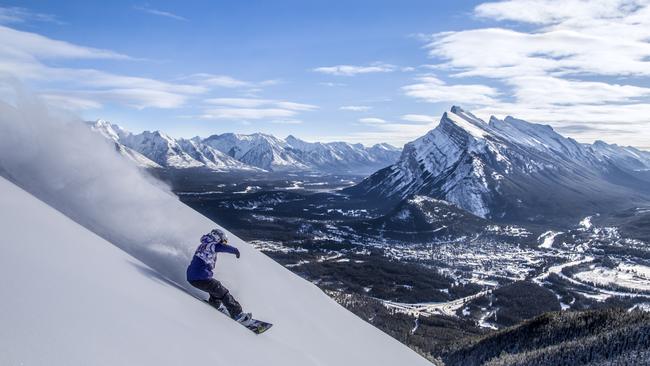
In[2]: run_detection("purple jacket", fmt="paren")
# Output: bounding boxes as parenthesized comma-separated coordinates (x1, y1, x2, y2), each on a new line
(186, 233, 239, 281)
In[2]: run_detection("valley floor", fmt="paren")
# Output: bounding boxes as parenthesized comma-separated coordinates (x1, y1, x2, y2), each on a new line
(167, 169, 650, 362)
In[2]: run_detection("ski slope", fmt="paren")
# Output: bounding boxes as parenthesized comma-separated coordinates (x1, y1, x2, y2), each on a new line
(0, 175, 430, 365)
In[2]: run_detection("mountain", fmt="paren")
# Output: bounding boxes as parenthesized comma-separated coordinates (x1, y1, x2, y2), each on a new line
(348, 195, 488, 242)
(89, 120, 161, 168)
(119, 130, 204, 168)
(589, 140, 650, 183)
(89, 120, 260, 171)
(204, 133, 310, 171)
(346, 106, 650, 224)
(176, 137, 259, 171)
(204, 133, 401, 173)
(285, 135, 402, 174)
(90, 122, 400, 174)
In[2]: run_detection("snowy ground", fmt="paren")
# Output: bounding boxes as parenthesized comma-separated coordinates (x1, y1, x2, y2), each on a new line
(574, 263, 650, 293)
(0, 176, 431, 366)
(0, 99, 430, 366)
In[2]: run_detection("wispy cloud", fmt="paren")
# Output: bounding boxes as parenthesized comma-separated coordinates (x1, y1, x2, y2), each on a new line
(200, 97, 317, 120)
(319, 81, 346, 87)
(401, 114, 438, 124)
(134, 5, 187, 21)
(402, 75, 500, 106)
(359, 117, 387, 124)
(0, 24, 209, 109)
(0, 25, 130, 60)
(313, 62, 396, 76)
(0, 6, 63, 25)
(318, 121, 434, 147)
(0, 22, 293, 112)
(271, 119, 303, 124)
(412, 0, 650, 147)
(187, 74, 280, 90)
(200, 108, 297, 120)
(340, 105, 372, 112)
(205, 98, 317, 111)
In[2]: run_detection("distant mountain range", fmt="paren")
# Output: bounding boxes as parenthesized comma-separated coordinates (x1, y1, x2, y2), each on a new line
(89, 120, 401, 174)
(346, 106, 650, 224)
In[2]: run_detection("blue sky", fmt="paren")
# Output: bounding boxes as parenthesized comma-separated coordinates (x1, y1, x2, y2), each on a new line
(1, 0, 650, 148)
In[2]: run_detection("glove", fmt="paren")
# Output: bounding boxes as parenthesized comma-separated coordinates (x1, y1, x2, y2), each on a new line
(234, 248, 241, 259)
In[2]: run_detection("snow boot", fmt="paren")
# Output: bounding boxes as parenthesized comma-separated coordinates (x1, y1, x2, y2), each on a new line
(235, 312, 254, 326)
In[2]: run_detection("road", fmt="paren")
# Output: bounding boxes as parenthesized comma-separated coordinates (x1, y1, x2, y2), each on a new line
(381, 290, 490, 317)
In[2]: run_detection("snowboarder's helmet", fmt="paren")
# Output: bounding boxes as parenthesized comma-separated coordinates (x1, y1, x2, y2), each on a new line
(211, 228, 228, 243)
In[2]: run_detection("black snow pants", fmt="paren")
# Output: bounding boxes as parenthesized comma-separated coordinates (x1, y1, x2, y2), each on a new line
(189, 279, 243, 318)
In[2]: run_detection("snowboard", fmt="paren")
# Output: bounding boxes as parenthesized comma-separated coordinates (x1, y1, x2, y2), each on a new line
(206, 301, 273, 335)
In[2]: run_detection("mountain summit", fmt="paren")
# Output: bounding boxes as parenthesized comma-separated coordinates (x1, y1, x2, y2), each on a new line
(346, 107, 650, 224)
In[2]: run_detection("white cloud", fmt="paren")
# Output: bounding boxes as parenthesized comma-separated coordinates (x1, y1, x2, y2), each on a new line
(271, 119, 303, 124)
(188, 74, 253, 88)
(200, 108, 297, 120)
(430, 1, 650, 78)
(507, 76, 650, 106)
(401, 114, 439, 124)
(474, 0, 636, 25)
(134, 5, 187, 21)
(313, 63, 396, 76)
(188, 74, 280, 90)
(275, 101, 318, 111)
(319, 122, 434, 146)
(40, 94, 102, 110)
(206, 97, 316, 110)
(319, 82, 346, 87)
(340, 105, 372, 112)
(0, 6, 62, 25)
(402, 76, 500, 106)
(414, 0, 650, 148)
(200, 98, 317, 120)
(0, 25, 130, 60)
(359, 117, 387, 124)
(0, 25, 270, 110)
(205, 98, 270, 108)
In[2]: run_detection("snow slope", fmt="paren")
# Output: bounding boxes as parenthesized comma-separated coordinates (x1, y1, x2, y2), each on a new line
(0, 95, 430, 366)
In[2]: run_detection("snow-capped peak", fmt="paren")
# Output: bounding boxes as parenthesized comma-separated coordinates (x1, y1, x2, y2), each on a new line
(440, 109, 492, 140)
(205, 132, 400, 173)
(348, 105, 650, 221)
(90, 119, 130, 142)
(488, 115, 585, 159)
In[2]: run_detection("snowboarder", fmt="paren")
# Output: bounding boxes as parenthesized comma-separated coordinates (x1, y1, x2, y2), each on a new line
(187, 228, 253, 325)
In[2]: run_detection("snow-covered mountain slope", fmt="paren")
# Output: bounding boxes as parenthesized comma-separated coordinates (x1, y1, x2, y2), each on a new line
(228, 133, 310, 171)
(89, 120, 260, 171)
(204, 132, 400, 173)
(0, 96, 430, 366)
(119, 130, 208, 169)
(203, 132, 311, 171)
(177, 137, 261, 171)
(0, 176, 430, 366)
(285, 135, 401, 174)
(90, 123, 399, 174)
(347, 106, 650, 223)
(89, 120, 162, 168)
(589, 140, 650, 173)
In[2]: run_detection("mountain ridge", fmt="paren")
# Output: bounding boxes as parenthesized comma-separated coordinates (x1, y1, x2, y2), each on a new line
(346, 106, 650, 224)
(89, 120, 401, 174)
